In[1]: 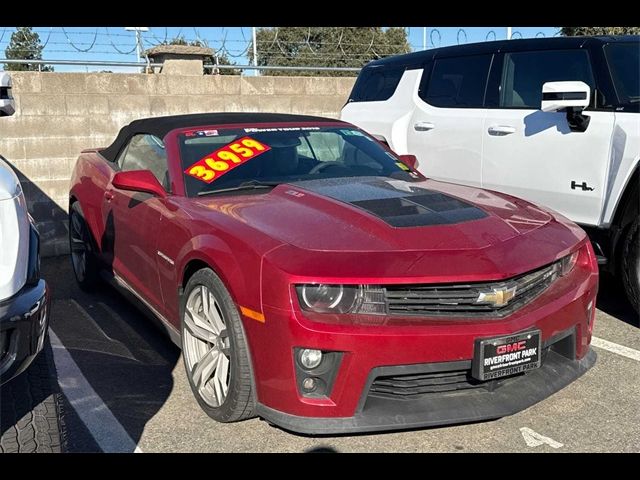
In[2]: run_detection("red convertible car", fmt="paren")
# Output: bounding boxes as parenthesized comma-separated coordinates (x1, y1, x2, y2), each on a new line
(69, 113, 598, 434)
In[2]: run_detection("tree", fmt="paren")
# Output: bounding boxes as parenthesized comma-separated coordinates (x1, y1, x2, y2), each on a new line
(164, 36, 239, 75)
(561, 26, 640, 36)
(206, 54, 240, 76)
(4, 27, 53, 71)
(249, 27, 410, 76)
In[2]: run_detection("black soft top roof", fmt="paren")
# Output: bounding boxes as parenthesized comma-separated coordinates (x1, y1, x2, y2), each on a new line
(100, 112, 345, 163)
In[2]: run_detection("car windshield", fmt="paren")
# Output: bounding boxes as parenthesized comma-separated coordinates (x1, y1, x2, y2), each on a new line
(179, 125, 420, 196)
(605, 43, 639, 105)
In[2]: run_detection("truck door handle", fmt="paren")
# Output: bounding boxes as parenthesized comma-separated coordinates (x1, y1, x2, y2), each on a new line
(414, 122, 435, 131)
(104, 191, 114, 201)
(488, 125, 516, 136)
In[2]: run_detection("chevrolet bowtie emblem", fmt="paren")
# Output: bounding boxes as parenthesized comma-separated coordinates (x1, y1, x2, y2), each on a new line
(476, 286, 517, 307)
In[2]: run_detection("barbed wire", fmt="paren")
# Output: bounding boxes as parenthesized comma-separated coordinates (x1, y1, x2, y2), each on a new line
(61, 26, 98, 53)
(0, 27, 553, 66)
(456, 29, 468, 45)
(147, 27, 169, 46)
(104, 28, 138, 55)
(429, 29, 441, 48)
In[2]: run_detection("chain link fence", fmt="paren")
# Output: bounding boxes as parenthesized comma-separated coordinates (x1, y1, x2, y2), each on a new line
(0, 27, 558, 73)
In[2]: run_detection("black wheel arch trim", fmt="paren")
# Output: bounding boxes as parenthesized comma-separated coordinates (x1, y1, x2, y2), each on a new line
(611, 162, 640, 230)
(607, 162, 640, 275)
(25, 222, 41, 286)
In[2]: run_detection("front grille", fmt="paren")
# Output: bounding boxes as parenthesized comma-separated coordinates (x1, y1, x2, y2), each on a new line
(370, 370, 490, 398)
(384, 262, 558, 318)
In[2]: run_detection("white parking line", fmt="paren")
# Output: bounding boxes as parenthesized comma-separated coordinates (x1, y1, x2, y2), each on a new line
(49, 329, 143, 453)
(592, 336, 640, 362)
(520, 427, 563, 449)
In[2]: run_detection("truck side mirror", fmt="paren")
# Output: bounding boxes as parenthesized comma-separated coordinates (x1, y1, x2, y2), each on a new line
(540, 81, 591, 132)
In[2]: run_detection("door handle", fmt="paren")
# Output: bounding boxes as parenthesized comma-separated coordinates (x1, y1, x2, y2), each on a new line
(414, 121, 435, 132)
(488, 125, 516, 136)
(104, 191, 114, 201)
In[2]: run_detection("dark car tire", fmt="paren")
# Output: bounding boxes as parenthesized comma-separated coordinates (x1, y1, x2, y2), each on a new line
(69, 201, 100, 292)
(0, 340, 65, 453)
(180, 268, 256, 423)
(621, 218, 640, 317)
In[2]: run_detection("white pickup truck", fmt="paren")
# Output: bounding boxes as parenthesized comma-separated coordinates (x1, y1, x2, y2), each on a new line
(0, 71, 62, 453)
(342, 35, 640, 314)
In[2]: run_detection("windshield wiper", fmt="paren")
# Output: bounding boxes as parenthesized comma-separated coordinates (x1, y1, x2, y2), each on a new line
(197, 180, 281, 196)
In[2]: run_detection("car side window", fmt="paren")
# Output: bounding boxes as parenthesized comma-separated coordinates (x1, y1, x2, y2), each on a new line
(499, 49, 596, 109)
(119, 134, 170, 191)
(420, 54, 492, 108)
(348, 66, 406, 102)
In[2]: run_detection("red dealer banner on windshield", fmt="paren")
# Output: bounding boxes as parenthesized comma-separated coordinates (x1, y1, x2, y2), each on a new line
(185, 137, 271, 184)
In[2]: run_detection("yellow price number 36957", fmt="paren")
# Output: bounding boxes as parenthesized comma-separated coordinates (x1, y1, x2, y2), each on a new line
(186, 137, 270, 184)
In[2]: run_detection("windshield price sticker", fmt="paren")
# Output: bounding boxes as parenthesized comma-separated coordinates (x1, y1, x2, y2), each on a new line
(184, 129, 219, 137)
(185, 137, 271, 184)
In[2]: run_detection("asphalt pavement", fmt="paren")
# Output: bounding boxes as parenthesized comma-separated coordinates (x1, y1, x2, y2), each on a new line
(43, 256, 640, 453)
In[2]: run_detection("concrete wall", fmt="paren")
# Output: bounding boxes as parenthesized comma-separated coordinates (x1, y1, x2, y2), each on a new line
(0, 72, 356, 256)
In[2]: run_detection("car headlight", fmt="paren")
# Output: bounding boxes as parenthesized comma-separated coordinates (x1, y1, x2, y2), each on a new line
(295, 284, 386, 314)
(559, 250, 579, 276)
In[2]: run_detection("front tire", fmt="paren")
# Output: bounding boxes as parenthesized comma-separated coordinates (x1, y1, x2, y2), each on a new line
(69, 201, 100, 292)
(0, 341, 65, 453)
(180, 268, 255, 423)
(621, 218, 640, 317)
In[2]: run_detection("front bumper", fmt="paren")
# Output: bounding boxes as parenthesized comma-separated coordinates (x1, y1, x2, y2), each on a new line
(244, 257, 598, 434)
(257, 330, 595, 434)
(0, 279, 50, 385)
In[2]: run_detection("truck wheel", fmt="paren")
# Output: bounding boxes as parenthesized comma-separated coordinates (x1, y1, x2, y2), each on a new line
(621, 219, 640, 317)
(0, 340, 65, 453)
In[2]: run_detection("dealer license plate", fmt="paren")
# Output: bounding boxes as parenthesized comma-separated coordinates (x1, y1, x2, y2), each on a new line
(471, 330, 541, 381)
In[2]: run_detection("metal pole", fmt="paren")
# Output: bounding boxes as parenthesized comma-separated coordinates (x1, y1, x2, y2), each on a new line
(423, 27, 427, 50)
(252, 27, 258, 76)
(507, 27, 512, 40)
(135, 30, 141, 63)
(125, 27, 149, 64)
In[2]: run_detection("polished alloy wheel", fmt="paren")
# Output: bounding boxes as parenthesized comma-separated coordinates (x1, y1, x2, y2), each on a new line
(183, 285, 231, 407)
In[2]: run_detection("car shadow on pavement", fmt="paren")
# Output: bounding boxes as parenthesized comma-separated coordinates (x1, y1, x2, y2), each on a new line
(596, 272, 639, 327)
(4, 161, 70, 258)
(42, 256, 180, 452)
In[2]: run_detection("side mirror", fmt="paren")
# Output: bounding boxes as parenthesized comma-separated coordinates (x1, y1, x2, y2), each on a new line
(541, 81, 591, 132)
(112, 170, 167, 198)
(541, 81, 590, 112)
(399, 154, 418, 169)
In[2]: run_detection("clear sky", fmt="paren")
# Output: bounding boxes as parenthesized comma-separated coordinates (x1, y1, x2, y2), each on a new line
(0, 27, 559, 73)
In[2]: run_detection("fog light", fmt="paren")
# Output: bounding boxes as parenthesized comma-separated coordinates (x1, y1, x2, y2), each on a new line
(302, 377, 317, 392)
(300, 349, 323, 369)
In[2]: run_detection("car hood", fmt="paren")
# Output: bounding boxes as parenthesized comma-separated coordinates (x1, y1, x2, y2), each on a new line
(198, 176, 564, 249)
(0, 157, 21, 201)
(0, 158, 29, 300)
(194, 177, 585, 276)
